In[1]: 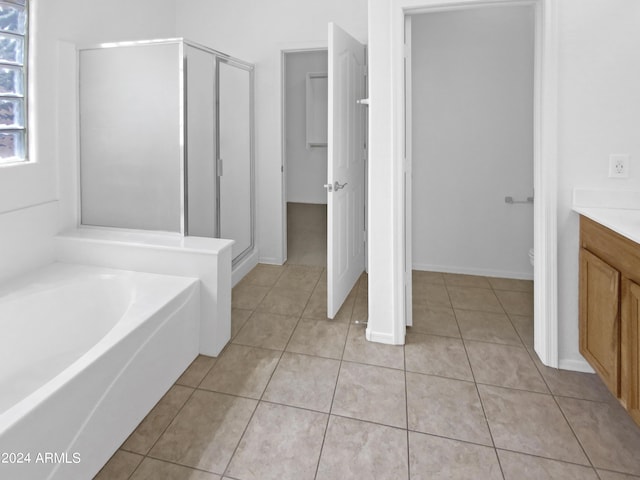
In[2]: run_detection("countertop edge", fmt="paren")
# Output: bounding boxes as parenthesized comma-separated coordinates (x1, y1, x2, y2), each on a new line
(573, 206, 640, 245)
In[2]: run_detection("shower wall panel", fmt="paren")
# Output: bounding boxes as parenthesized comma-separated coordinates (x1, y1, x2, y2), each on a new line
(80, 43, 182, 232)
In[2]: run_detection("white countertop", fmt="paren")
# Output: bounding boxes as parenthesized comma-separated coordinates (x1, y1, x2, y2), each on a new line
(573, 206, 640, 245)
(573, 189, 640, 245)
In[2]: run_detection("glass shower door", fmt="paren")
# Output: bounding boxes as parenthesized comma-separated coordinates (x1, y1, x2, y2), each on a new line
(217, 58, 254, 264)
(185, 45, 217, 237)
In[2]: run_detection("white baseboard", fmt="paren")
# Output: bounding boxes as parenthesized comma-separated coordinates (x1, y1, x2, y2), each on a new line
(366, 327, 404, 345)
(412, 262, 533, 281)
(232, 249, 259, 286)
(558, 357, 595, 374)
(258, 256, 284, 266)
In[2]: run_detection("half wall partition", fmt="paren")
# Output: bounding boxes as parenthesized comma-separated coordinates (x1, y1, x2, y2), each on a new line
(78, 39, 255, 265)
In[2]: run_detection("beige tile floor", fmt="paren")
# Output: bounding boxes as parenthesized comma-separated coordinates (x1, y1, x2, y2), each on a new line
(96, 266, 640, 480)
(286, 203, 327, 267)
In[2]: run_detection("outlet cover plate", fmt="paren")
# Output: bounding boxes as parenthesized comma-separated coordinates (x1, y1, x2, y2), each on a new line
(609, 154, 629, 178)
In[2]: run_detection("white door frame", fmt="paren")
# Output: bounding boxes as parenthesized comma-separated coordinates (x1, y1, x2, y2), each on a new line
(391, 0, 558, 367)
(404, 15, 413, 328)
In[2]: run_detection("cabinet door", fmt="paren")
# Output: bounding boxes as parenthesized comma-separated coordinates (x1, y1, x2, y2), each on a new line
(622, 279, 640, 425)
(580, 248, 621, 396)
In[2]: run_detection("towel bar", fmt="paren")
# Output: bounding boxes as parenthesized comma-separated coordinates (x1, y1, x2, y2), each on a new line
(505, 196, 534, 204)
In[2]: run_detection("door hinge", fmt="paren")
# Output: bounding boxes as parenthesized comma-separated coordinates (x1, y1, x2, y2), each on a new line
(217, 158, 223, 176)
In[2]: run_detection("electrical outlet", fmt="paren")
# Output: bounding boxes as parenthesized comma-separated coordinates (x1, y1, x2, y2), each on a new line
(609, 154, 629, 178)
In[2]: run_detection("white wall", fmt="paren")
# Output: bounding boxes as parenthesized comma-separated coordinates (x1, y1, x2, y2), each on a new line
(367, 0, 402, 344)
(0, 202, 58, 283)
(411, 7, 534, 280)
(285, 50, 328, 205)
(556, 0, 640, 369)
(0, 0, 177, 282)
(175, 0, 367, 263)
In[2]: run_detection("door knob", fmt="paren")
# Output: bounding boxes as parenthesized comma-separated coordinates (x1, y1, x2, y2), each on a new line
(324, 181, 347, 193)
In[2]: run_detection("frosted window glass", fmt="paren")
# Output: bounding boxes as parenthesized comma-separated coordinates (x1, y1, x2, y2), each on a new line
(0, 0, 27, 165)
(0, 130, 23, 159)
(0, 34, 23, 65)
(0, 97, 23, 127)
(0, 66, 23, 95)
(0, 3, 26, 35)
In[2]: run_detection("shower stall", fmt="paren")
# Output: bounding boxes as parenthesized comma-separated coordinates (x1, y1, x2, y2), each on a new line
(78, 38, 254, 265)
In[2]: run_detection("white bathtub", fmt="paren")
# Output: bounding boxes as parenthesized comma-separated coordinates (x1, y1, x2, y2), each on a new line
(0, 263, 200, 480)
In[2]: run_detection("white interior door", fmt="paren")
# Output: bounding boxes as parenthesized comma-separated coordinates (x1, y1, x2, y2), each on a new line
(327, 23, 366, 319)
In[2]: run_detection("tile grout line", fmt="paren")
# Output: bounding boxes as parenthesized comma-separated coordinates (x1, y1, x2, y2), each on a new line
(115, 268, 321, 478)
(489, 276, 601, 476)
(494, 446, 601, 470)
(503, 308, 532, 351)
(220, 266, 289, 478)
(185, 359, 617, 473)
(444, 278, 507, 480)
(403, 320, 411, 480)
(522, 310, 624, 476)
(405, 428, 497, 451)
(124, 384, 200, 480)
(224, 264, 324, 479)
(523, 340, 602, 476)
(116, 268, 580, 480)
(485, 276, 570, 478)
(313, 269, 360, 480)
(491, 281, 534, 323)
(116, 351, 222, 478)
(407, 328, 529, 350)
(141, 452, 230, 477)
(550, 392, 602, 476)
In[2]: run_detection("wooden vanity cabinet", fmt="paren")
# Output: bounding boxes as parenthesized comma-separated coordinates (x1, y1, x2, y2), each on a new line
(579, 247, 620, 396)
(579, 215, 640, 426)
(622, 279, 640, 425)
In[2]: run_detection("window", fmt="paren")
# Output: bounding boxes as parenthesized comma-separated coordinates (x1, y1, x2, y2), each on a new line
(0, 0, 27, 165)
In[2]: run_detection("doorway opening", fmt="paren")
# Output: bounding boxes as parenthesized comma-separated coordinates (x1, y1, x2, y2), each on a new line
(281, 25, 367, 321)
(282, 49, 329, 267)
(406, 5, 536, 338)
